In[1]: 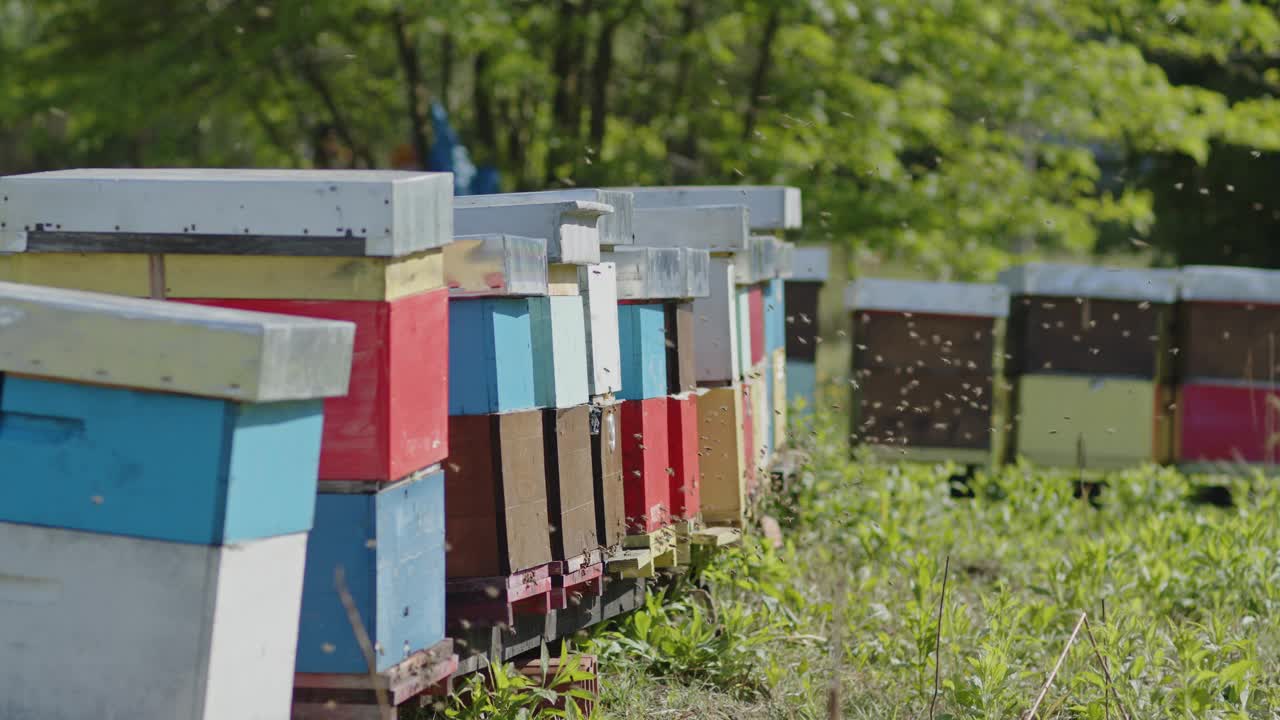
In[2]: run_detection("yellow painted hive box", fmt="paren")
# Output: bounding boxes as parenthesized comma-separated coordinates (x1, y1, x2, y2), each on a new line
(0, 251, 444, 301)
(1013, 374, 1167, 469)
(697, 385, 746, 527)
(771, 348, 787, 451)
(750, 370, 770, 475)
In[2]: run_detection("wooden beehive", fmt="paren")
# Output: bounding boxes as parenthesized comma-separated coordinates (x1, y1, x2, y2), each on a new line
(296, 469, 446, 674)
(0, 280, 354, 720)
(589, 401, 627, 547)
(542, 406, 600, 560)
(697, 385, 747, 527)
(448, 297, 538, 415)
(190, 291, 449, 482)
(999, 264, 1179, 467)
(620, 185, 802, 233)
(692, 257, 743, 384)
(787, 360, 818, 415)
(741, 381, 757, 494)
(620, 397, 672, 533)
(748, 284, 766, 367)
(1014, 375, 1168, 469)
(784, 282, 821, 362)
(667, 391, 702, 520)
(750, 371, 771, 476)
(581, 262, 622, 397)
(618, 303, 669, 401)
(736, 287, 754, 378)
(0, 522, 309, 720)
(0, 283, 352, 541)
(531, 296, 590, 408)
(1001, 264, 1178, 379)
(0, 250, 449, 483)
(771, 348, 788, 449)
(1175, 264, 1280, 467)
(764, 277, 786, 355)
(0, 250, 446, 301)
(444, 232, 548, 298)
(1176, 381, 1280, 466)
(784, 247, 828, 418)
(847, 278, 1008, 463)
(0, 374, 325, 544)
(454, 199, 610, 265)
(455, 188, 635, 247)
(665, 301, 699, 394)
(445, 411, 552, 577)
(0, 169, 453, 256)
(0, 170, 453, 483)
(1178, 266, 1280, 382)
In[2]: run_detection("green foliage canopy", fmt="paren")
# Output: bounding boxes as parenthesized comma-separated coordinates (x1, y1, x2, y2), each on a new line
(4, 0, 1280, 277)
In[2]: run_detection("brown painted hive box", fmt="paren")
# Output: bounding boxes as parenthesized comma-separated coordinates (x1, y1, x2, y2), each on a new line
(998, 264, 1180, 379)
(784, 281, 822, 362)
(665, 301, 698, 394)
(845, 278, 1008, 457)
(852, 367, 995, 451)
(1177, 266, 1280, 382)
(446, 411, 552, 578)
(542, 406, 599, 561)
(589, 401, 626, 548)
(851, 310, 998, 375)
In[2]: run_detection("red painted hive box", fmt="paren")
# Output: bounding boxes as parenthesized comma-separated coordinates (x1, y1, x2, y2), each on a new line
(620, 397, 671, 533)
(666, 393, 701, 520)
(182, 290, 449, 482)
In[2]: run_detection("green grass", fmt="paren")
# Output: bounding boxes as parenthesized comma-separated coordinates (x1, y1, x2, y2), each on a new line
(587, 404, 1280, 719)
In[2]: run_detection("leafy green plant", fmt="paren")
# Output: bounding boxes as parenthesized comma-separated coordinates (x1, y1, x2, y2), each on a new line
(588, 587, 789, 701)
(594, 400, 1280, 719)
(426, 643, 596, 720)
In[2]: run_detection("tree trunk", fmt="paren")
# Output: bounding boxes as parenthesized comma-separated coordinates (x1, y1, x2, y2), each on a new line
(441, 32, 454, 109)
(297, 57, 373, 168)
(391, 6, 432, 170)
(472, 52, 499, 164)
(545, 0, 592, 185)
(589, 1, 639, 149)
(668, 0, 704, 182)
(742, 5, 782, 143)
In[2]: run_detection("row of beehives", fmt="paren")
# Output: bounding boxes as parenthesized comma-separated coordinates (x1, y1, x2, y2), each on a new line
(846, 263, 1280, 471)
(0, 170, 830, 720)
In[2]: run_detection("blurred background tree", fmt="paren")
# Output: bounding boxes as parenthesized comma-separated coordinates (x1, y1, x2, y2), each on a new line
(3, 0, 1280, 278)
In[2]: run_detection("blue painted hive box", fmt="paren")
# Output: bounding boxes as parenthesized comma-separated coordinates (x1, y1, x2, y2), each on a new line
(448, 297, 538, 414)
(296, 469, 446, 674)
(764, 277, 786, 354)
(617, 303, 668, 401)
(0, 281, 355, 545)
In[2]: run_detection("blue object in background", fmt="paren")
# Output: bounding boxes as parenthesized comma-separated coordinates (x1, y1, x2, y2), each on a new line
(765, 278, 786, 353)
(0, 375, 322, 545)
(296, 469, 446, 673)
(448, 298, 538, 414)
(427, 101, 500, 196)
(617, 303, 669, 401)
(470, 167, 501, 195)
